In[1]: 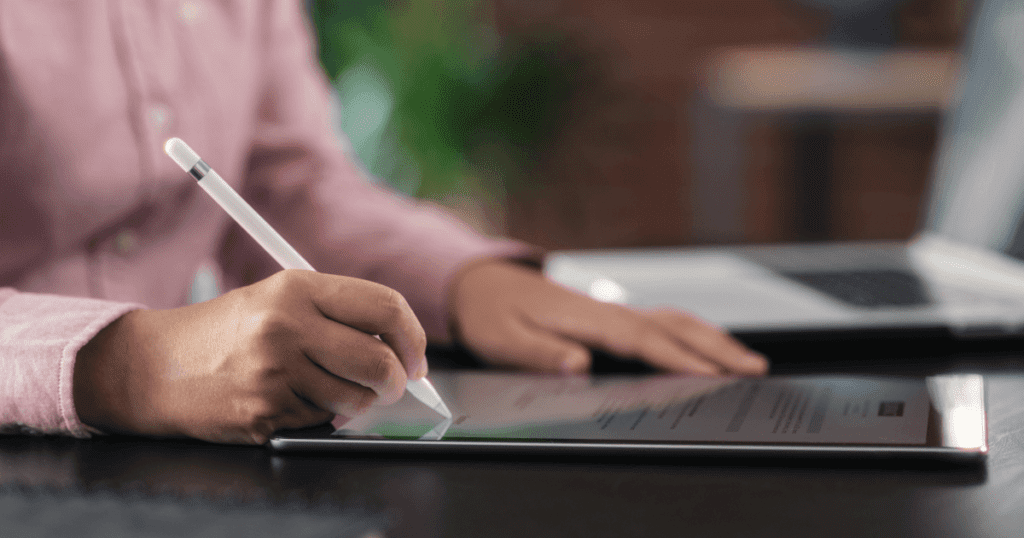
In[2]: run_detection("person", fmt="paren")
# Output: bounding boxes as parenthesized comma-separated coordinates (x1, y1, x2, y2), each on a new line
(0, 0, 767, 445)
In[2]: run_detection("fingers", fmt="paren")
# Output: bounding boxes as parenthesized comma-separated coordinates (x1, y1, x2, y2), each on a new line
(527, 294, 766, 375)
(240, 397, 335, 445)
(289, 354, 382, 417)
(598, 312, 724, 375)
(643, 309, 769, 375)
(528, 299, 728, 375)
(300, 316, 409, 405)
(474, 315, 593, 374)
(297, 271, 427, 378)
(450, 262, 766, 377)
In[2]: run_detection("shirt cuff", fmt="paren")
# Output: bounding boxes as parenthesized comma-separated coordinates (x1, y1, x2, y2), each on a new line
(0, 290, 142, 438)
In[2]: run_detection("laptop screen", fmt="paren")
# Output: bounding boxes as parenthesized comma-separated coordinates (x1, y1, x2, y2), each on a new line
(924, 0, 1024, 259)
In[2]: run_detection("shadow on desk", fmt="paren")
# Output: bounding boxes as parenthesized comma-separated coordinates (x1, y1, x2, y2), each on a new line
(0, 430, 992, 538)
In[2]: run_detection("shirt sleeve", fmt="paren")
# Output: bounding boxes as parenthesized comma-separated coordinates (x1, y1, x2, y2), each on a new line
(224, 1, 543, 342)
(0, 288, 141, 438)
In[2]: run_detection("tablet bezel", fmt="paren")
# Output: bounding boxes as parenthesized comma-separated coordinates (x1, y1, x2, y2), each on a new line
(269, 373, 987, 462)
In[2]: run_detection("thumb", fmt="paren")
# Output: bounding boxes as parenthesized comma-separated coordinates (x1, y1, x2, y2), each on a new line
(506, 321, 593, 374)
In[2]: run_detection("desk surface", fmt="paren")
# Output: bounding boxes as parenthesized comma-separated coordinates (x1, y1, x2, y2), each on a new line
(3, 354, 1024, 538)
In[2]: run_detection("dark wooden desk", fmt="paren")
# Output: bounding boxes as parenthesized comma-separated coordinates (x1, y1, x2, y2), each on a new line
(3, 353, 1024, 538)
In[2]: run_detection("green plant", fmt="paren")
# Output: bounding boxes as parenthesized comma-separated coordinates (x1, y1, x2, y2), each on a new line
(311, 0, 578, 199)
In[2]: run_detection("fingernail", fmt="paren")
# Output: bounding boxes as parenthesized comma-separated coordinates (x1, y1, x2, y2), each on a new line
(744, 352, 767, 364)
(560, 350, 588, 374)
(742, 353, 768, 369)
(415, 358, 428, 380)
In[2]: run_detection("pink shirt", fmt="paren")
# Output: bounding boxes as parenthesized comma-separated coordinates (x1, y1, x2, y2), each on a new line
(0, 1, 538, 437)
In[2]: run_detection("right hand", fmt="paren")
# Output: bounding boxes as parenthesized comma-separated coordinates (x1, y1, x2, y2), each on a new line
(73, 269, 427, 444)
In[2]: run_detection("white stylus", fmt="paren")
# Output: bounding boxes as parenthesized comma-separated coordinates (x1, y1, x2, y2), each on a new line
(164, 137, 452, 419)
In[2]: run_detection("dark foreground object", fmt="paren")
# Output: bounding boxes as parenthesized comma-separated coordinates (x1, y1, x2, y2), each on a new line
(2, 349, 1024, 537)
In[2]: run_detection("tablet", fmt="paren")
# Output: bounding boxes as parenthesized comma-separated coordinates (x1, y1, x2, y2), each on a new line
(269, 371, 988, 462)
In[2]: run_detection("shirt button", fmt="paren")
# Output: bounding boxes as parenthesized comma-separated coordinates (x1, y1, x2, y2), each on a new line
(148, 103, 172, 134)
(115, 230, 139, 254)
(179, 1, 203, 24)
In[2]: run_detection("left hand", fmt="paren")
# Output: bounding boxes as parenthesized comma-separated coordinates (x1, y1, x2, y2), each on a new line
(449, 260, 769, 375)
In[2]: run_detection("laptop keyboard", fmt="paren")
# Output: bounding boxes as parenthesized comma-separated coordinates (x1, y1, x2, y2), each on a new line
(780, 269, 932, 308)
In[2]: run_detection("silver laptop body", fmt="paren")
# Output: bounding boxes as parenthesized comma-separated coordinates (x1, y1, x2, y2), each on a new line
(546, 0, 1024, 338)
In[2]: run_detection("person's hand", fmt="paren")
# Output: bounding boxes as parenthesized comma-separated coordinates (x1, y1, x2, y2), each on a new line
(449, 260, 768, 375)
(73, 269, 427, 444)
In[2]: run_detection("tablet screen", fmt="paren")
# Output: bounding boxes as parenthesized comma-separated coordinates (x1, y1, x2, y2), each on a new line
(306, 372, 984, 453)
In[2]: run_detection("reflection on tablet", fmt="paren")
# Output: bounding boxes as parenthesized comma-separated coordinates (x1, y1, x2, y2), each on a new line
(336, 373, 935, 445)
(418, 416, 454, 441)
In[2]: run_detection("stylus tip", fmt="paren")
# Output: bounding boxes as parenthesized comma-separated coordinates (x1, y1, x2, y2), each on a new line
(434, 401, 452, 419)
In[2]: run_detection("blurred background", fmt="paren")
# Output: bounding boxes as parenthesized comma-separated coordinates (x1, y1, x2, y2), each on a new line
(309, 0, 970, 250)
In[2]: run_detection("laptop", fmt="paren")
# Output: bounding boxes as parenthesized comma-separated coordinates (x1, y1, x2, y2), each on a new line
(545, 0, 1024, 339)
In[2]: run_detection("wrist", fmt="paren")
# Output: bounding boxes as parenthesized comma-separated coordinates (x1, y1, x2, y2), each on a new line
(73, 310, 140, 434)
